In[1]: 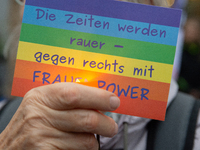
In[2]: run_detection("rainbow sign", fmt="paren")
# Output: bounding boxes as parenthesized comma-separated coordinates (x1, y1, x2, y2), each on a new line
(12, 0, 182, 120)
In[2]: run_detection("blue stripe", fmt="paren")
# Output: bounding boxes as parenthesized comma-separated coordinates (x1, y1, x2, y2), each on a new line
(25, 0, 182, 27)
(23, 5, 179, 46)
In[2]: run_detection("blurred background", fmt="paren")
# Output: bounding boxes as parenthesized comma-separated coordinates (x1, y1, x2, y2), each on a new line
(176, 0, 200, 98)
(0, 0, 24, 107)
(0, 0, 200, 105)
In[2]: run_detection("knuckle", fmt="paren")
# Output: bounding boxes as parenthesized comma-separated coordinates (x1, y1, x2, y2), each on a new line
(83, 134, 98, 150)
(22, 107, 44, 130)
(84, 112, 99, 132)
(63, 85, 81, 106)
(21, 91, 49, 130)
(23, 89, 46, 120)
(24, 88, 45, 104)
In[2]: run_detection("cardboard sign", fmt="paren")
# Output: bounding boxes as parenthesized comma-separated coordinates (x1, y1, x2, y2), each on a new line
(12, 0, 182, 120)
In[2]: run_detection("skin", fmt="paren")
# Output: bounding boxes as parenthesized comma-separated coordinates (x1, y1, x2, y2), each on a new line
(0, 83, 120, 150)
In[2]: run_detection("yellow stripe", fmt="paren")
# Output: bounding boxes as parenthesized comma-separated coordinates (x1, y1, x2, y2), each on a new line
(17, 41, 173, 83)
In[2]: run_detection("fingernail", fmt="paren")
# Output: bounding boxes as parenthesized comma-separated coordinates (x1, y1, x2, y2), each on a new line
(110, 96, 120, 110)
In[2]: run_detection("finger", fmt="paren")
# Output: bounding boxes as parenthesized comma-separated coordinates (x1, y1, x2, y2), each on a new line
(43, 109, 118, 137)
(47, 133, 98, 150)
(24, 82, 120, 111)
(153, 0, 175, 7)
(165, 0, 175, 7)
(28, 125, 98, 150)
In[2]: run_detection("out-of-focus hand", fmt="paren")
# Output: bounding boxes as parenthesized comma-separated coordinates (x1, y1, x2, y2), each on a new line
(120, 0, 175, 7)
(0, 83, 120, 150)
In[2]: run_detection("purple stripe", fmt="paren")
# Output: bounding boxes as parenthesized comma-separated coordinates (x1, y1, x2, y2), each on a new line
(25, 0, 181, 27)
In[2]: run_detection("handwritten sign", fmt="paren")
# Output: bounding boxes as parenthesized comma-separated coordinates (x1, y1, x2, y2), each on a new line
(12, 0, 182, 120)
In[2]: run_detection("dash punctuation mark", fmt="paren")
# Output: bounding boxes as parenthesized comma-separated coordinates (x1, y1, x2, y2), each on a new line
(114, 45, 123, 48)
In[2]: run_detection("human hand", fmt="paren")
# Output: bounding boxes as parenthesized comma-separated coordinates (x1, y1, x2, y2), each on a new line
(0, 83, 120, 150)
(120, 0, 175, 7)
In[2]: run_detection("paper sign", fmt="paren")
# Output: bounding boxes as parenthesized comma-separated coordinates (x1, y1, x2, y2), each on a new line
(12, 0, 182, 120)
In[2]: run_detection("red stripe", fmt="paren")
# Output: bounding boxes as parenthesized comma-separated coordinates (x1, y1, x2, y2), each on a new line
(12, 77, 167, 120)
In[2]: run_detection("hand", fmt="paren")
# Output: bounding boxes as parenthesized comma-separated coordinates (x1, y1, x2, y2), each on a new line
(0, 83, 120, 150)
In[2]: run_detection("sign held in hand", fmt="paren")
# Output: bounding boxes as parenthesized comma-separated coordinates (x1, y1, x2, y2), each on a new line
(12, 0, 182, 120)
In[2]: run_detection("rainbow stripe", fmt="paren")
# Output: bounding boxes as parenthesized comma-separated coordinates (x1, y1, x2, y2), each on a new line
(25, 0, 181, 27)
(17, 41, 173, 83)
(12, 0, 181, 120)
(20, 24, 176, 64)
(23, 5, 179, 46)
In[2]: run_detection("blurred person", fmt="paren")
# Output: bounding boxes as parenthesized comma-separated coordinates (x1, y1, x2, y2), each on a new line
(0, 0, 23, 109)
(0, 0, 24, 109)
(0, 56, 6, 110)
(0, 0, 24, 55)
(0, 0, 200, 150)
(171, 0, 188, 80)
(178, 17, 200, 98)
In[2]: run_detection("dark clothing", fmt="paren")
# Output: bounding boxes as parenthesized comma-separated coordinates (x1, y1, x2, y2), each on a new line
(0, 93, 200, 150)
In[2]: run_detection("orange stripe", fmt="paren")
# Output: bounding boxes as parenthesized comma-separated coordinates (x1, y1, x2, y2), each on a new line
(12, 77, 47, 97)
(12, 77, 167, 120)
(114, 95, 167, 120)
(13, 59, 170, 102)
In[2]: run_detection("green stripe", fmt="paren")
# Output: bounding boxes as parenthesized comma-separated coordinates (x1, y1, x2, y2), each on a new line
(20, 23, 175, 64)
